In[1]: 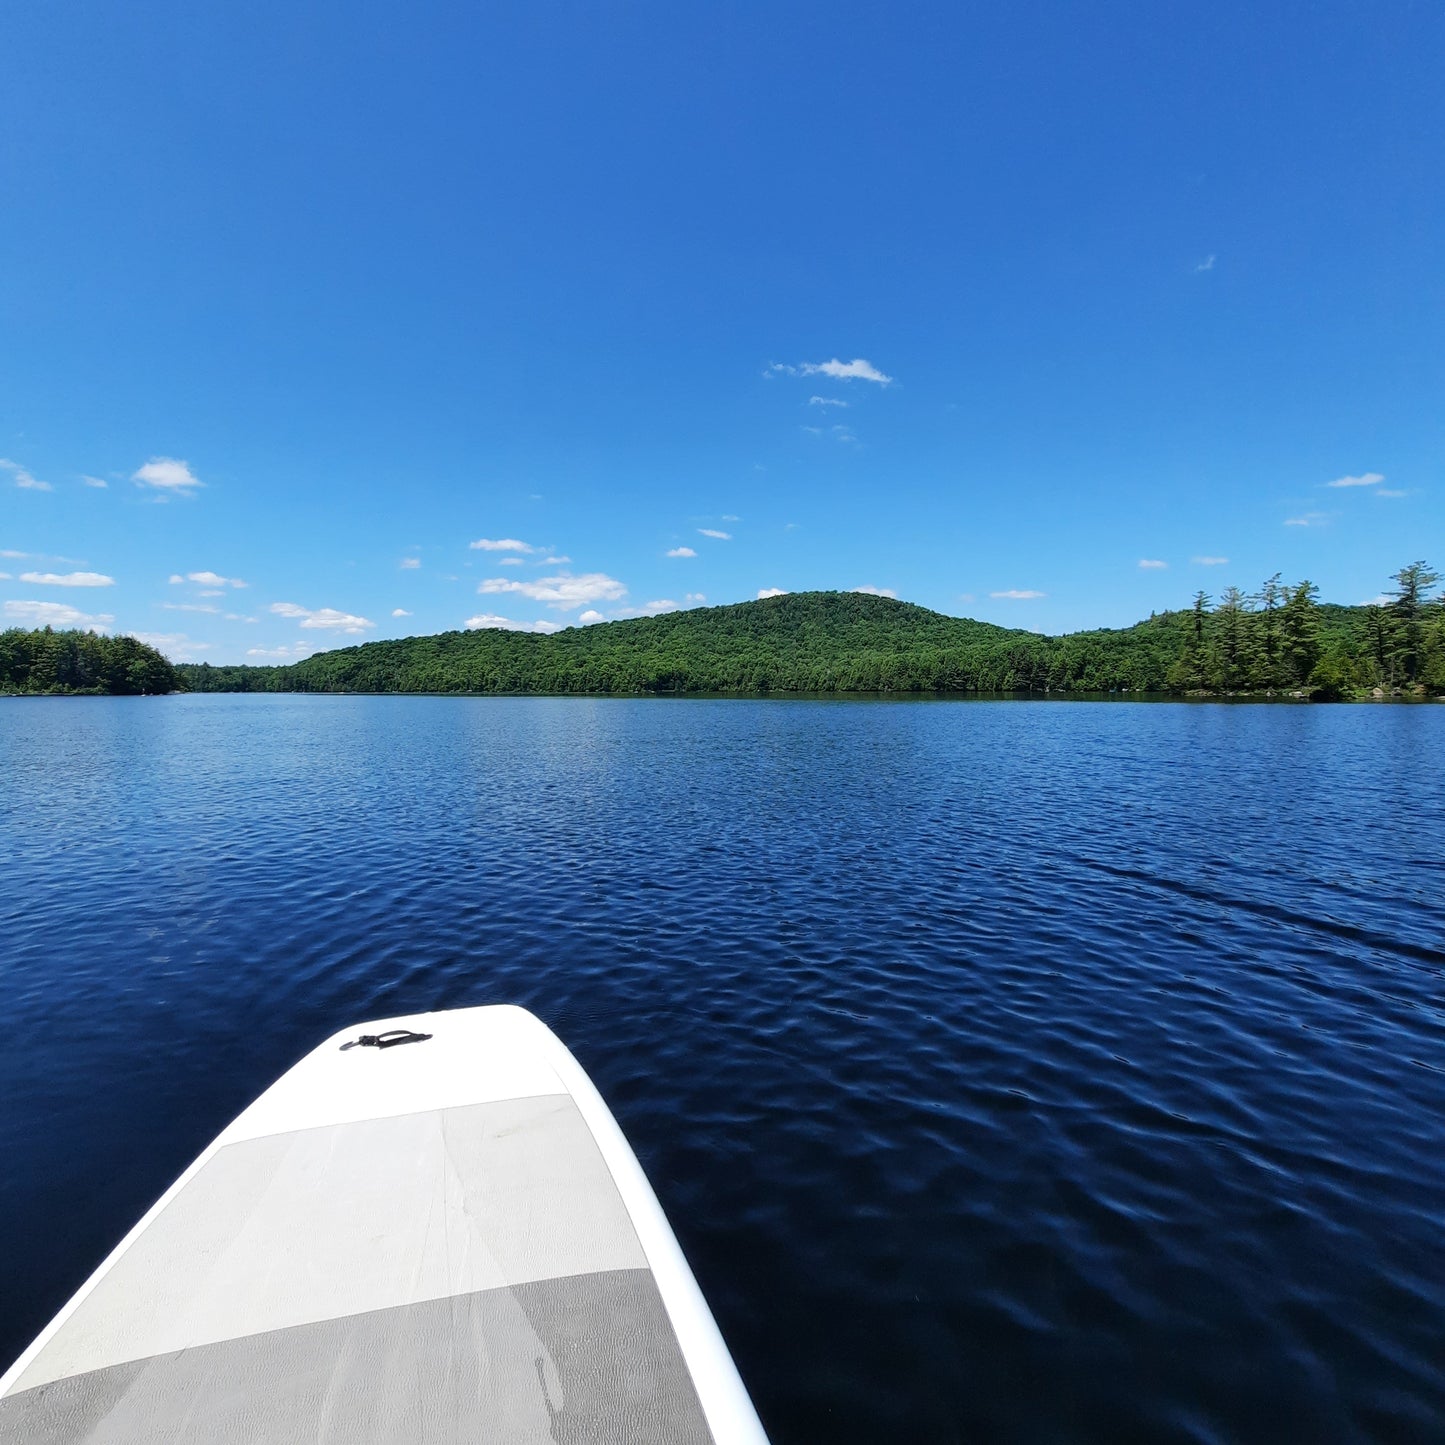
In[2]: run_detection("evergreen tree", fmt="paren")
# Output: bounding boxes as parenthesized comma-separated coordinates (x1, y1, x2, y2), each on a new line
(1387, 560, 1441, 685)
(1252, 573, 1284, 689)
(1280, 581, 1322, 685)
(1213, 586, 1251, 691)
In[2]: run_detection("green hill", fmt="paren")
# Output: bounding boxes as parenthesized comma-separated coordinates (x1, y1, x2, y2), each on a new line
(175, 579, 1445, 698)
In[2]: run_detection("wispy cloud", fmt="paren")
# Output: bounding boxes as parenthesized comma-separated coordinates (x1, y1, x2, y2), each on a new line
(132, 632, 211, 660)
(160, 602, 220, 614)
(270, 602, 375, 633)
(464, 613, 562, 634)
(247, 642, 318, 659)
(80, 475, 108, 489)
(469, 537, 536, 552)
(852, 584, 897, 598)
(391, 608, 412, 618)
(808, 396, 849, 409)
(1192, 556, 1229, 566)
(541, 555, 571, 565)
(1194, 254, 1216, 273)
(697, 528, 731, 540)
(400, 557, 420, 569)
(133, 457, 202, 494)
(171, 570, 246, 588)
(757, 587, 788, 599)
(769, 358, 893, 385)
(1375, 489, 1407, 499)
(1, 459, 52, 491)
(20, 570, 114, 587)
(1325, 472, 1384, 489)
(685, 592, 706, 604)
(1285, 512, 1329, 527)
(1138, 559, 1168, 570)
(666, 546, 697, 558)
(721, 515, 740, 522)
(991, 589, 1046, 600)
(477, 571, 626, 611)
(498, 557, 525, 567)
(4, 599, 113, 631)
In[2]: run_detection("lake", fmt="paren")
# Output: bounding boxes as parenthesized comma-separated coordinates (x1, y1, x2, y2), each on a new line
(2, 694, 1442, 1442)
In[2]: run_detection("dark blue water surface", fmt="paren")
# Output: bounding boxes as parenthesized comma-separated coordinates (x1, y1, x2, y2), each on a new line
(2, 695, 1443, 1442)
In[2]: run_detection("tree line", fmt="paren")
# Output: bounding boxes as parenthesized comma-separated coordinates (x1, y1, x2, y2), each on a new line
(177, 563, 1444, 700)
(1167, 562, 1442, 697)
(0, 627, 184, 695)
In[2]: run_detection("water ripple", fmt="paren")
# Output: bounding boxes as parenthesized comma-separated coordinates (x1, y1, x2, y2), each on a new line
(1, 695, 1442, 1442)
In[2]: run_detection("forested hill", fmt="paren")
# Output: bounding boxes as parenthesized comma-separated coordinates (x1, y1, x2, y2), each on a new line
(178, 578, 1445, 698)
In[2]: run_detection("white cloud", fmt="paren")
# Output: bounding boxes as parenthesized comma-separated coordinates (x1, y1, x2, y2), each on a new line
(757, 587, 788, 599)
(1192, 556, 1229, 566)
(697, 528, 731, 540)
(463, 613, 562, 634)
(852, 585, 897, 598)
(132, 457, 202, 493)
(721, 515, 740, 522)
(0, 572, 9, 580)
(808, 396, 848, 409)
(400, 557, 421, 569)
(577, 609, 606, 625)
(641, 599, 677, 615)
(476, 571, 626, 611)
(469, 537, 536, 552)
(391, 608, 413, 618)
(770, 358, 893, 385)
(132, 632, 211, 659)
(270, 602, 375, 633)
(1285, 512, 1329, 527)
(172, 569, 245, 588)
(81, 475, 108, 488)
(498, 557, 524, 567)
(1138, 559, 1168, 570)
(1, 550, 27, 559)
(991, 589, 1046, 600)
(801, 425, 822, 437)
(666, 546, 697, 558)
(1, 459, 52, 491)
(831, 425, 857, 444)
(541, 555, 571, 565)
(4, 599, 113, 631)
(247, 643, 318, 659)
(1358, 594, 1393, 607)
(684, 593, 706, 604)
(20, 571, 115, 587)
(1194, 254, 1216, 272)
(224, 613, 258, 623)
(1325, 472, 1384, 489)
(1375, 489, 1407, 499)
(160, 602, 220, 613)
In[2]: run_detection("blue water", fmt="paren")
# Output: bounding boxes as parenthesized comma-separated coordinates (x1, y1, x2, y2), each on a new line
(2, 695, 1442, 1441)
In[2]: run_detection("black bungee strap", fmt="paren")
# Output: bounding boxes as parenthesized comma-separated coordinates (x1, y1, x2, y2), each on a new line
(339, 1028, 433, 1052)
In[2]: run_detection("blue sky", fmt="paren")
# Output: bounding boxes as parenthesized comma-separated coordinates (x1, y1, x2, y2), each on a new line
(3, 1, 1440, 663)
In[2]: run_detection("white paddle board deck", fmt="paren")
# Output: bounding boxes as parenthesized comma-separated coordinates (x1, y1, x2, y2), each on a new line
(0, 1004, 767, 1443)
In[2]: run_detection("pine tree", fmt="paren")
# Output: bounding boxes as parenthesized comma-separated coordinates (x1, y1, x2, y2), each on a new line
(1387, 561, 1441, 686)
(1280, 580, 1321, 685)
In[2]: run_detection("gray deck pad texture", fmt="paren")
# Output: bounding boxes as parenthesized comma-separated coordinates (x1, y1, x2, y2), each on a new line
(0, 1093, 715, 1442)
(0, 1269, 711, 1444)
